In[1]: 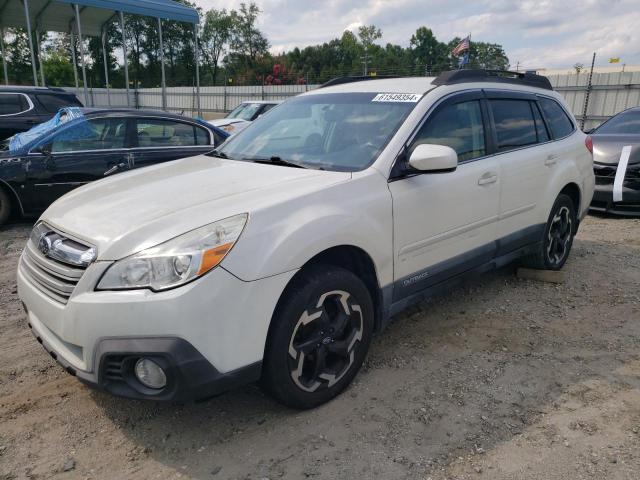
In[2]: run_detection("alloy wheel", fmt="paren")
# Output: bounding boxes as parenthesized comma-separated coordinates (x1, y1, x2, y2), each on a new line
(546, 205, 573, 265)
(288, 290, 363, 393)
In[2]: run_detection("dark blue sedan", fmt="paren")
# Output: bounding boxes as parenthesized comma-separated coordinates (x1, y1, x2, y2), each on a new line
(0, 108, 229, 225)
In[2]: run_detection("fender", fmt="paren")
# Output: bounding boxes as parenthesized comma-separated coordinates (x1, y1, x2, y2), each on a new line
(223, 170, 394, 289)
(0, 177, 26, 216)
(537, 135, 589, 224)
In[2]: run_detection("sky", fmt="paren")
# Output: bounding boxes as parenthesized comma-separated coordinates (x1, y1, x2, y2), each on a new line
(194, 0, 640, 70)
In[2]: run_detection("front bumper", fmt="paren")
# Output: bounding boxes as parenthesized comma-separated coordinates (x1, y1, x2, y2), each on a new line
(18, 255, 296, 401)
(26, 319, 261, 401)
(590, 184, 640, 216)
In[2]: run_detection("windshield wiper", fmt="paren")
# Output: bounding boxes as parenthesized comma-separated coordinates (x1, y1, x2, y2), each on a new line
(208, 149, 229, 159)
(247, 156, 307, 169)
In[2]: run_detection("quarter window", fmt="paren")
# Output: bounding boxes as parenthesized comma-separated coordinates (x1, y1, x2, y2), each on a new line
(0, 94, 29, 115)
(411, 100, 486, 162)
(490, 99, 537, 152)
(136, 119, 209, 147)
(538, 97, 574, 138)
(50, 117, 128, 152)
(36, 94, 83, 113)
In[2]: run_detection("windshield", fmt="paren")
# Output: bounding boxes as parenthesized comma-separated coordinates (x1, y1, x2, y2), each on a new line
(596, 110, 640, 134)
(218, 92, 420, 171)
(226, 103, 262, 121)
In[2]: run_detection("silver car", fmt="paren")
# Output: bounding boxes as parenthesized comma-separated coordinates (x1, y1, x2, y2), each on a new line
(588, 107, 640, 215)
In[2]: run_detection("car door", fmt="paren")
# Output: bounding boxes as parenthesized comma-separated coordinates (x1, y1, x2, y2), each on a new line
(485, 92, 553, 252)
(130, 117, 217, 169)
(26, 116, 131, 209)
(388, 91, 500, 302)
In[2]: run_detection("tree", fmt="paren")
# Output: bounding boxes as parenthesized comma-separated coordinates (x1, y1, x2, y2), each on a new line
(410, 27, 450, 74)
(573, 63, 584, 74)
(201, 8, 235, 84)
(228, 2, 269, 70)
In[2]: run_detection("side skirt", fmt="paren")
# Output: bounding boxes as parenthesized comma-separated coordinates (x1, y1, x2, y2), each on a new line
(381, 224, 545, 327)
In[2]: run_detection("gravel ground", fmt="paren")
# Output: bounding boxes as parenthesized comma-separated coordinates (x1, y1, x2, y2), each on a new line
(1, 214, 639, 480)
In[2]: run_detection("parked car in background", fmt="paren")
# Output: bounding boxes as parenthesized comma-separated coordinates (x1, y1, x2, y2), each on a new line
(17, 70, 593, 408)
(208, 100, 281, 134)
(0, 108, 228, 225)
(586, 107, 640, 215)
(0, 86, 83, 141)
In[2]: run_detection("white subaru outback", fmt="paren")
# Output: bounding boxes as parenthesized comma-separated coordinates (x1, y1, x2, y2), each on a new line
(18, 70, 594, 409)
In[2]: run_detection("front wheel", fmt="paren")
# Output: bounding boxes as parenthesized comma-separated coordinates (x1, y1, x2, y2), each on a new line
(522, 193, 577, 270)
(262, 265, 374, 409)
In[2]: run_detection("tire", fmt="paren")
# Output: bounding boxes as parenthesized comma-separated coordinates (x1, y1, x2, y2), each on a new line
(0, 188, 11, 227)
(522, 193, 576, 270)
(262, 265, 374, 409)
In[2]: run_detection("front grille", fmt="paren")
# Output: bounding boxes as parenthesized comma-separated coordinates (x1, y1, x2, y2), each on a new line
(20, 226, 92, 305)
(594, 164, 640, 187)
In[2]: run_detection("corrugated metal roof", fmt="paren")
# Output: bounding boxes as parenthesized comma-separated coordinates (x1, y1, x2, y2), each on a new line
(0, 0, 198, 36)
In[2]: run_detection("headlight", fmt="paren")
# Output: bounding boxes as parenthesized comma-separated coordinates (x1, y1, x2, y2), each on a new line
(96, 214, 247, 291)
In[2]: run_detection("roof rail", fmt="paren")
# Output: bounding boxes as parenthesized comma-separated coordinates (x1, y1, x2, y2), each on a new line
(432, 69, 553, 91)
(320, 75, 399, 88)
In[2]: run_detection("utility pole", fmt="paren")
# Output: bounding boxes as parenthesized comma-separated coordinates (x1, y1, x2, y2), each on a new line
(361, 52, 369, 76)
(580, 52, 596, 131)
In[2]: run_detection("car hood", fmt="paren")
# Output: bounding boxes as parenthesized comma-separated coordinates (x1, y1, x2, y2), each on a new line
(208, 118, 249, 127)
(41, 155, 351, 260)
(592, 134, 640, 165)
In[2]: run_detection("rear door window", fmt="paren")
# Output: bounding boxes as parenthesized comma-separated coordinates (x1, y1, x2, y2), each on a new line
(411, 100, 486, 162)
(0, 93, 29, 115)
(538, 97, 574, 138)
(490, 99, 537, 152)
(136, 119, 209, 147)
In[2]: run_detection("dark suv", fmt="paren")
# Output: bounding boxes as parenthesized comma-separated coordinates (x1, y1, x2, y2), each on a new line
(0, 86, 83, 141)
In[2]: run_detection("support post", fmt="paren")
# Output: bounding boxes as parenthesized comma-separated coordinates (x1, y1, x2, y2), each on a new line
(0, 28, 8, 85)
(70, 30, 79, 89)
(23, 0, 39, 86)
(35, 29, 45, 86)
(580, 52, 596, 131)
(194, 23, 201, 117)
(157, 17, 166, 110)
(74, 4, 89, 105)
(101, 28, 111, 106)
(119, 11, 130, 107)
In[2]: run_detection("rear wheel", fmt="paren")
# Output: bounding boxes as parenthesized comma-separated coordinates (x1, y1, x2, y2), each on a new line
(262, 265, 374, 409)
(0, 188, 11, 226)
(522, 193, 576, 270)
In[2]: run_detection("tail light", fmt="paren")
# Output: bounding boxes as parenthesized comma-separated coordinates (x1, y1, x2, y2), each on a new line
(585, 135, 593, 154)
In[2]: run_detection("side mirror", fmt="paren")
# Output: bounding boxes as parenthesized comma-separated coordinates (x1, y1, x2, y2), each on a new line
(408, 144, 458, 173)
(33, 143, 52, 156)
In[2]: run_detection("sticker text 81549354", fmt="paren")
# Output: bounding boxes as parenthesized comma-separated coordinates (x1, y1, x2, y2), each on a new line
(372, 93, 422, 103)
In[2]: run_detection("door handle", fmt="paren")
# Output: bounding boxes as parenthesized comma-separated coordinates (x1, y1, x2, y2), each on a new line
(478, 172, 498, 185)
(545, 154, 558, 166)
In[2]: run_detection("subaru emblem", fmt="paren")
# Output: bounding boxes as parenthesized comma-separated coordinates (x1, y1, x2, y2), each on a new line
(38, 233, 52, 257)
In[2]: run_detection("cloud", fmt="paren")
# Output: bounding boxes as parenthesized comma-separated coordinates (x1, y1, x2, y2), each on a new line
(194, 0, 640, 68)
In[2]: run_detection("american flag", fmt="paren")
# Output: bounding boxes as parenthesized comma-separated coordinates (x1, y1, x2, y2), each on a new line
(452, 36, 470, 56)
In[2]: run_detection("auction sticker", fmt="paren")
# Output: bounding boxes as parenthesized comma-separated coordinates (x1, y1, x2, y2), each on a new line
(372, 93, 422, 103)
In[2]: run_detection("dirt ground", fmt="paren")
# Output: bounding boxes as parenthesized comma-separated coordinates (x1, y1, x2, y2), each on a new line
(1, 214, 639, 480)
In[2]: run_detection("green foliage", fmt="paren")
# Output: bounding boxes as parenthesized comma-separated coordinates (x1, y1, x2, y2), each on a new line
(0, 3, 510, 88)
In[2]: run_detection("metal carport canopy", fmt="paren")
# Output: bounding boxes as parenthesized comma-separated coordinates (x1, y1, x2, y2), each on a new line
(0, 0, 199, 34)
(0, 0, 201, 115)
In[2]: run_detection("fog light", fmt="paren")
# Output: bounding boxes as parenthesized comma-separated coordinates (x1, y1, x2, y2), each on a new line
(134, 358, 167, 389)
